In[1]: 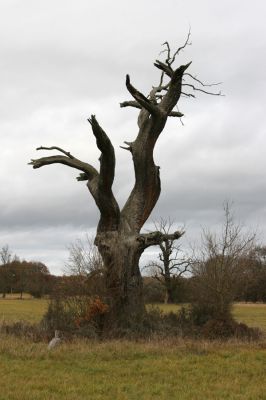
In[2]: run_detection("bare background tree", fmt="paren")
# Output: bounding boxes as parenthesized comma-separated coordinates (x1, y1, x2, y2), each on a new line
(64, 234, 103, 277)
(29, 34, 221, 327)
(146, 218, 191, 304)
(62, 234, 105, 298)
(191, 202, 256, 324)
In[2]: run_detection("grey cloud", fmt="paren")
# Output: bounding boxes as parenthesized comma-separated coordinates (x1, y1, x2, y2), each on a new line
(0, 0, 266, 274)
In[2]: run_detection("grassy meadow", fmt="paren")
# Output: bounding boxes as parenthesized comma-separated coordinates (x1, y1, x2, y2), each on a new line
(0, 296, 48, 323)
(0, 297, 265, 400)
(0, 296, 266, 329)
(0, 336, 266, 400)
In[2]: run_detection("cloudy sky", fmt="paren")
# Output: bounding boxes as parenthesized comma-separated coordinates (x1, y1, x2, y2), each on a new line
(0, 0, 265, 274)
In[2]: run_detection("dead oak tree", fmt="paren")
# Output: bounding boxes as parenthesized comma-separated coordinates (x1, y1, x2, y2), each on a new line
(29, 34, 221, 325)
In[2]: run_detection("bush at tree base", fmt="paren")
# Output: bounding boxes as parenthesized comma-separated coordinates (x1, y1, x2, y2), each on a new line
(40, 296, 263, 341)
(0, 296, 262, 341)
(41, 295, 109, 338)
(176, 305, 262, 340)
(202, 318, 261, 340)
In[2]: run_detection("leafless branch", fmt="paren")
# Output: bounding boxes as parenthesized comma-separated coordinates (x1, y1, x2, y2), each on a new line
(181, 92, 196, 98)
(120, 100, 183, 117)
(171, 29, 192, 65)
(119, 140, 133, 153)
(137, 230, 184, 249)
(36, 146, 75, 159)
(154, 60, 173, 77)
(184, 73, 222, 87)
(125, 75, 161, 116)
(29, 155, 98, 181)
(120, 100, 141, 109)
(160, 41, 171, 65)
(87, 115, 120, 231)
(160, 30, 192, 70)
(159, 62, 192, 114)
(182, 83, 223, 96)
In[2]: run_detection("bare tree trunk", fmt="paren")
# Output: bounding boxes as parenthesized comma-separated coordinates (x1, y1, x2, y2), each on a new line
(95, 229, 184, 322)
(164, 276, 175, 304)
(164, 291, 169, 304)
(96, 232, 145, 323)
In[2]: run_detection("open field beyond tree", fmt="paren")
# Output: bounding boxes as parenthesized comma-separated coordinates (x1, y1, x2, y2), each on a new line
(0, 296, 48, 323)
(0, 299, 265, 399)
(0, 297, 266, 331)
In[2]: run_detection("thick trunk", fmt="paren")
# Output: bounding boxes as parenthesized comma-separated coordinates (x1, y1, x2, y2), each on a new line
(95, 231, 145, 327)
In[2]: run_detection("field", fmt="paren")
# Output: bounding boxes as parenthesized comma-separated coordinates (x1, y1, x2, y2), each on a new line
(0, 296, 48, 323)
(0, 298, 265, 400)
(151, 303, 266, 332)
(1, 297, 265, 330)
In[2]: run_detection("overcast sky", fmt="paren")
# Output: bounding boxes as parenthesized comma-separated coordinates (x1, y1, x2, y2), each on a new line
(0, 0, 265, 274)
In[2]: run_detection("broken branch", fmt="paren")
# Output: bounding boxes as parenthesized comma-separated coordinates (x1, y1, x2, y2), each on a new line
(126, 75, 161, 116)
(137, 230, 184, 249)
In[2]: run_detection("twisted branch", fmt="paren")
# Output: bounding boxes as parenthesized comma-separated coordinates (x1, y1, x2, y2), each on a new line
(29, 152, 98, 181)
(29, 116, 120, 232)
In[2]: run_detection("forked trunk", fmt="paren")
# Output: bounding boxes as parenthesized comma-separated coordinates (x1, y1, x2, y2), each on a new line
(95, 231, 146, 326)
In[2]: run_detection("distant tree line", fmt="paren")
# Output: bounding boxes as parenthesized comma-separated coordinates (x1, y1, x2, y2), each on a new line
(0, 245, 54, 298)
(1, 214, 265, 306)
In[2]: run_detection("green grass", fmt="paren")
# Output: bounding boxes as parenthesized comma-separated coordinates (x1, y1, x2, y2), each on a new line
(0, 298, 48, 323)
(233, 303, 266, 331)
(0, 336, 265, 400)
(0, 299, 265, 399)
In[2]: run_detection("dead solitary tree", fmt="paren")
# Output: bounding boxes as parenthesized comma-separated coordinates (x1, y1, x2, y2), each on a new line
(29, 33, 221, 325)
